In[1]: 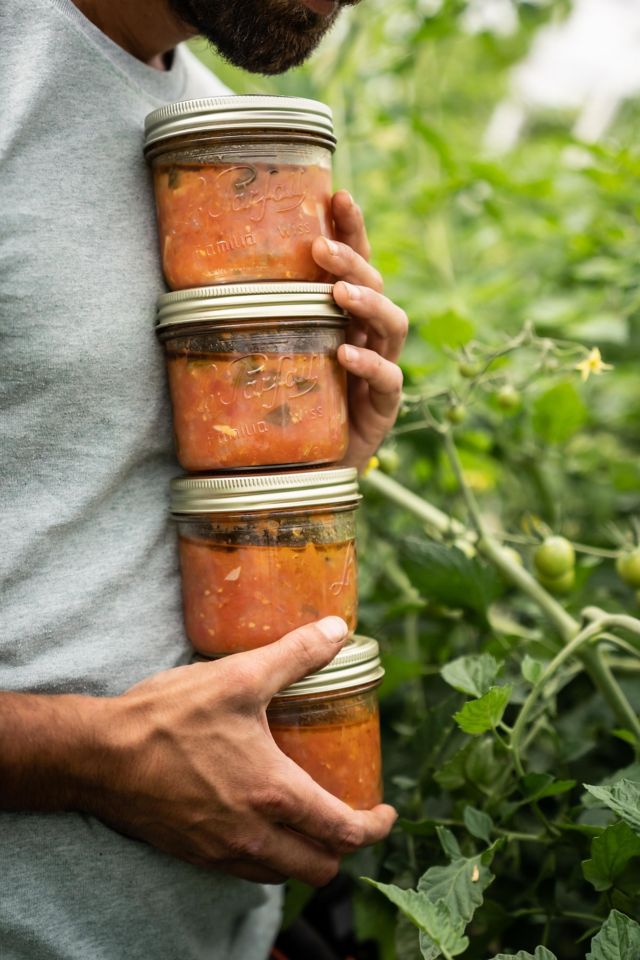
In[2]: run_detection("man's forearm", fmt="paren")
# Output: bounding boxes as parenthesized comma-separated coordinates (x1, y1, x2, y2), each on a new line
(0, 692, 104, 811)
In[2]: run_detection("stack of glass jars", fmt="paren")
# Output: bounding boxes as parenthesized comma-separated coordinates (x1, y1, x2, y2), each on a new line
(144, 96, 384, 810)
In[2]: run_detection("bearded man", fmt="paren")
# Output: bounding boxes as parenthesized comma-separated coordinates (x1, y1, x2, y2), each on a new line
(0, 2, 407, 958)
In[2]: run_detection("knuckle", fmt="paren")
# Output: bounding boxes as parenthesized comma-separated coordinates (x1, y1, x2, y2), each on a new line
(397, 309, 409, 339)
(370, 268, 384, 292)
(250, 785, 291, 819)
(335, 821, 366, 851)
(227, 830, 269, 862)
(285, 629, 318, 673)
(223, 661, 263, 703)
(309, 858, 341, 888)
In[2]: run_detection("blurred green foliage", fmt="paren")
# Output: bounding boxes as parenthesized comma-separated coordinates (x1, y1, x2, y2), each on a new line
(195, 3, 640, 956)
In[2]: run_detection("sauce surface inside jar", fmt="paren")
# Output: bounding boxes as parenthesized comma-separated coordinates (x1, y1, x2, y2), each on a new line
(153, 161, 334, 289)
(167, 348, 348, 472)
(178, 509, 357, 655)
(269, 688, 382, 810)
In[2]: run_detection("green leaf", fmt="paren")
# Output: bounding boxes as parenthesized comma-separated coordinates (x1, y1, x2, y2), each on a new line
(586, 909, 640, 960)
(532, 381, 587, 445)
(399, 538, 504, 617)
(463, 805, 493, 844)
(491, 950, 557, 960)
(583, 822, 640, 892)
(436, 826, 461, 861)
(363, 880, 469, 957)
(521, 655, 546, 685)
(417, 854, 494, 925)
(584, 779, 640, 834)
(441, 654, 499, 698)
(521, 773, 576, 802)
(454, 685, 512, 735)
(421, 308, 475, 349)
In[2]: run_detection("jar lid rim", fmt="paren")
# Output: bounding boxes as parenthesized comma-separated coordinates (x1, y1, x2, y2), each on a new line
(157, 283, 346, 331)
(144, 95, 335, 152)
(272, 636, 384, 697)
(171, 468, 361, 514)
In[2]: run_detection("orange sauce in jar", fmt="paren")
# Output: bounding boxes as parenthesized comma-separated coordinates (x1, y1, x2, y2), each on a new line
(166, 348, 348, 472)
(178, 531, 357, 654)
(153, 161, 334, 289)
(269, 683, 383, 810)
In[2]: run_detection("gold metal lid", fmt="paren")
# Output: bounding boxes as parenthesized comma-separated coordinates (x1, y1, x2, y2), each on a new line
(156, 283, 346, 333)
(144, 95, 336, 155)
(272, 636, 384, 698)
(171, 467, 360, 515)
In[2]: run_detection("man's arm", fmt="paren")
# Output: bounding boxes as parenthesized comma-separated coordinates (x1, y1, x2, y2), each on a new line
(0, 618, 397, 886)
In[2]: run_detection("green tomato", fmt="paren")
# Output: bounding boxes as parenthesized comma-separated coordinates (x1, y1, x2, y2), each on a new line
(376, 446, 400, 475)
(537, 568, 576, 595)
(446, 402, 466, 425)
(616, 549, 640, 589)
(458, 359, 481, 379)
(533, 536, 575, 579)
(496, 384, 521, 412)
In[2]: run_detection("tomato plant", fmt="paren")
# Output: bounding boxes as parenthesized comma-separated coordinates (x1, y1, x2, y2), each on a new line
(199, 1, 640, 955)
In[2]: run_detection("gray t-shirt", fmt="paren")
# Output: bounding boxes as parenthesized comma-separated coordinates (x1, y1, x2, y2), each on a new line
(0, 1, 280, 957)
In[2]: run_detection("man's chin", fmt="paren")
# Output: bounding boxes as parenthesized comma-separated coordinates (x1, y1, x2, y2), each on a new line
(168, 0, 339, 75)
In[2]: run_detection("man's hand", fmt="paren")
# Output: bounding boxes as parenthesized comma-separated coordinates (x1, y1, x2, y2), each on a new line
(1, 617, 396, 886)
(312, 190, 408, 472)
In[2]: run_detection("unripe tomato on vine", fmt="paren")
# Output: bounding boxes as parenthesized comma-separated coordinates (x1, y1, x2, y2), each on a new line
(496, 383, 521, 412)
(458, 359, 482, 379)
(534, 536, 575, 580)
(616, 549, 640, 589)
(446, 402, 467, 425)
(537, 567, 576, 595)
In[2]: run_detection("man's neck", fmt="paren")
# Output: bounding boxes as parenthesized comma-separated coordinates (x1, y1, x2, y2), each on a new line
(70, 0, 195, 67)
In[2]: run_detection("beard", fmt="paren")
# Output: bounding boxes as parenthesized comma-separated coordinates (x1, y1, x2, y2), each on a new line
(167, 0, 359, 74)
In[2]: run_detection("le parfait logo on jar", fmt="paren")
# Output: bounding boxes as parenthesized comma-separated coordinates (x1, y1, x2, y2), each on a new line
(207, 165, 307, 224)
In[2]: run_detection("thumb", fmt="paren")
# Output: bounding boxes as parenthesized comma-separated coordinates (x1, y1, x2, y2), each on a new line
(240, 617, 349, 704)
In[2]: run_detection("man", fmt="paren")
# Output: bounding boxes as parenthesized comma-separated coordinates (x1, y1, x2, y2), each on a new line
(0, 1, 407, 958)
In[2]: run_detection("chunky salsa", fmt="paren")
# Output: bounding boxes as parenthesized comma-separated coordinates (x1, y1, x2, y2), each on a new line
(179, 532, 357, 654)
(268, 690, 382, 810)
(166, 349, 348, 471)
(153, 161, 334, 289)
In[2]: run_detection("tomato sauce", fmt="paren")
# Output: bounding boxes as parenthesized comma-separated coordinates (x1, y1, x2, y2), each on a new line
(269, 691, 382, 810)
(153, 161, 334, 289)
(166, 350, 348, 471)
(179, 533, 357, 654)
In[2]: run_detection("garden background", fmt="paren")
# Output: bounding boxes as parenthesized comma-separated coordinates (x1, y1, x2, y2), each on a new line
(195, 2, 640, 956)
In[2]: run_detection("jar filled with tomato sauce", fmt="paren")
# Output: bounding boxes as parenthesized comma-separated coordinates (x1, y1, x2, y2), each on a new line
(171, 468, 361, 656)
(157, 283, 349, 472)
(267, 636, 384, 810)
(144, 96, 336, 289)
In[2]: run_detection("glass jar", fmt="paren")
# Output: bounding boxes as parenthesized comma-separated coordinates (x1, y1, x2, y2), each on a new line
(171, 468, 361, 655)
(267, 636, 384, 810)
(144, 96, 336, 289)
(157, 284, 349, 472)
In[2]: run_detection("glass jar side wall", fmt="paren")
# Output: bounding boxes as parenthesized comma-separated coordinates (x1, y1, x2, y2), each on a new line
(267, 683, 382, 810)
(176, 505, 358, 655)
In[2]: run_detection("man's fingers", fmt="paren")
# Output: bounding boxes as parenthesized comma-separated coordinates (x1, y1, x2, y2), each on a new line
(333, 282, 408, 363)
(270, 763, 398, 853)
(339, 345, 404, 420)
(312, 236, 384, 292)
(331, 190, 372, 261)
(228, 617, 349, 704)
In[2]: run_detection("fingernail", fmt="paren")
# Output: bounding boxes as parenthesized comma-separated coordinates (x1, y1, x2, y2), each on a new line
(317, 616, 348, 643)
(324, 238, 339, 256)
(342, 344, 358, 363)
(342, 282, 361, 301)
